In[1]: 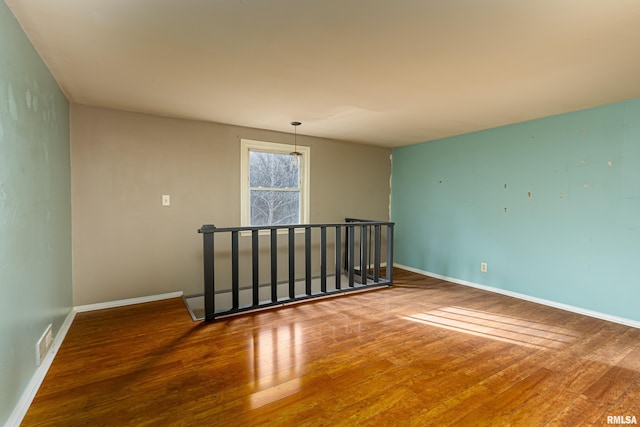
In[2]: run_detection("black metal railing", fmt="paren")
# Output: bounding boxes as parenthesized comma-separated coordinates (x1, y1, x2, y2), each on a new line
(198, 219, 394, 321)
(345, 217, 381, 281)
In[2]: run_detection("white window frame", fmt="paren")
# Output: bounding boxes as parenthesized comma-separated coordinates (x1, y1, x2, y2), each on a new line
(240, 139, 310, 228)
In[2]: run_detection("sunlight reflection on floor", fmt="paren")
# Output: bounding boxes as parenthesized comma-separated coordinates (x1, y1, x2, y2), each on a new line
(402, 306, 580, 349)
(249, 378, 302, 409)
(247, 323, 306, 409)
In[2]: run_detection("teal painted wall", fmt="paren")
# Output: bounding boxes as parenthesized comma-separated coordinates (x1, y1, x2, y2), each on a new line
(392, 99, 640, 323)
(0, 2, 71, 424)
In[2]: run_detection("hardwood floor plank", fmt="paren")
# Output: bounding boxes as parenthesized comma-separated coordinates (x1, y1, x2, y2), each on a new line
(329, 385, 419, 426)
(582, 365, 640, 405)
(604, 374, 640, 425)
(21, 268, 640, 426)
(546, 394, 608, 426)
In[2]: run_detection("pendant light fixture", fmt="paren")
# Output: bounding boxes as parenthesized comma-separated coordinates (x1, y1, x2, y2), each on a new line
(290, 121, 302, 158)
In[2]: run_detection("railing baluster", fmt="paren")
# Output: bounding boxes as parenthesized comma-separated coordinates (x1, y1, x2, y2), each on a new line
(232, 231, 239, 310)
(252, 229, 259, 307)
(203, 230, 215, 321)
(360, 225, 368, 285)
(343, 223, 349, 272)
(305, 227, 312, 295)
(374, 225, 381, 282)
(348, 225, 355, 287)
(288, 227, 295, 299)
(386, 224, 394, 283)
(335, 226, 342, 290)
(320, 226, 327, 293)
(369, 226, 373, 275)
(270, 229, 278, 303)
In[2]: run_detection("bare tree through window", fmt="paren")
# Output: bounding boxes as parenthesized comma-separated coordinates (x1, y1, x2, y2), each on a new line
(249, 151, 301, 225)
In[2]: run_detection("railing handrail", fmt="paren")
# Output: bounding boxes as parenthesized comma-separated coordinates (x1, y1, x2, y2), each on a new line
(344, 217, 384, 223)
(199, 220, 394, 234)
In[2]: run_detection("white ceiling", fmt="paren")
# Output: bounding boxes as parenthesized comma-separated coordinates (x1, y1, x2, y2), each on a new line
(6, 0, 640, 147)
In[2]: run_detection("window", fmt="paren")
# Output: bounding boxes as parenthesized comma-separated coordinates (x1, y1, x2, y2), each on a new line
(241, 139, 310, 226)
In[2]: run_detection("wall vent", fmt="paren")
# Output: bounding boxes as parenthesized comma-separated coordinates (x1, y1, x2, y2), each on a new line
(36, 324, 53, 366)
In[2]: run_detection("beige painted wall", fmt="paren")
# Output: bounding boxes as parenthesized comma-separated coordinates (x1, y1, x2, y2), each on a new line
(71, 104, 391, 305)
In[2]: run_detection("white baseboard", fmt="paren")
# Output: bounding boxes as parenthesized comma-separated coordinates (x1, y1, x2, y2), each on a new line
(6, 308, 76, 427)
(74, 291, 183, 312)
(394, 263, 640, 330)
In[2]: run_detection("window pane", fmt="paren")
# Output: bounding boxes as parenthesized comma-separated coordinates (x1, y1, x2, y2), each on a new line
(249, 151, 299, 188)
(250, 190, 300, 226)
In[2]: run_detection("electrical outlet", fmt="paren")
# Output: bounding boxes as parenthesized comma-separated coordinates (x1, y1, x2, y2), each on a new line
(480, 262, 488, 273)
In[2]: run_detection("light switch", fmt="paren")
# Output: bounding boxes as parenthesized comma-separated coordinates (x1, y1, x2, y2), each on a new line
(162, 195, 170, 206)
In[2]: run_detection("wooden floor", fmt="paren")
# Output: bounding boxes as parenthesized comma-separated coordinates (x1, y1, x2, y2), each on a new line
(23, 269, 640, 426)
